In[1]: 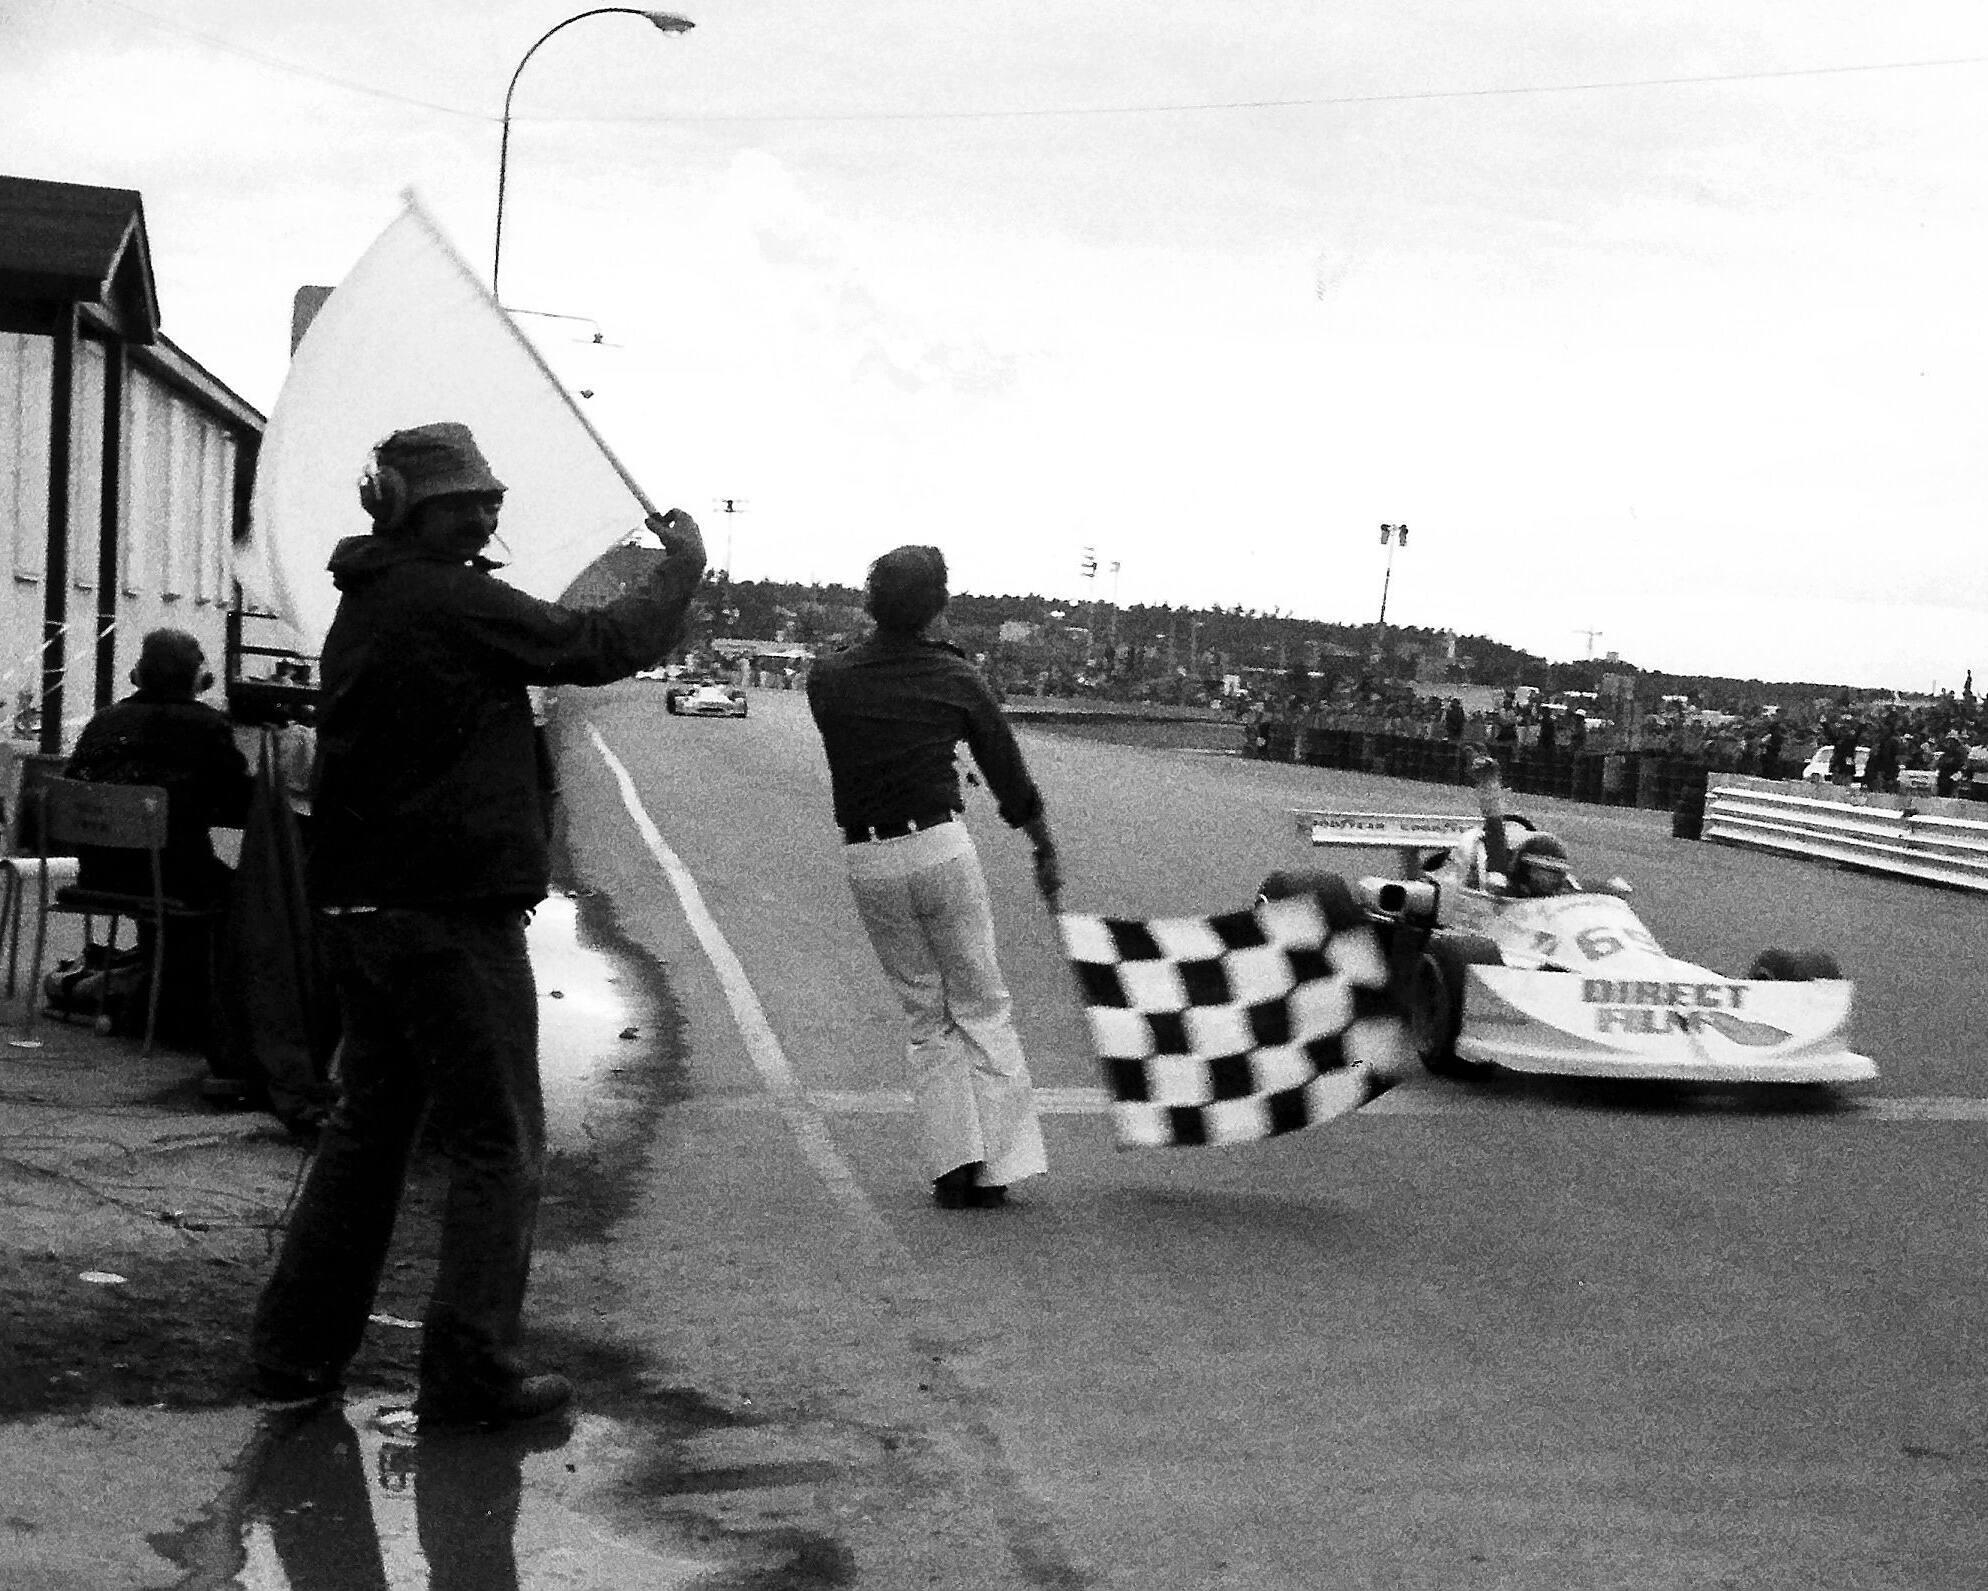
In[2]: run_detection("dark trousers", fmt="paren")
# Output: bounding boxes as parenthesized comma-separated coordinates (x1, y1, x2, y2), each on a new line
(250, 906, 543, 1391)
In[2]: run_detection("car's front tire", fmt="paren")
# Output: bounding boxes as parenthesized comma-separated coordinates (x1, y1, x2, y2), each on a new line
(1408, 934, 1503, 1079)
(1748, 947, 1843, 981)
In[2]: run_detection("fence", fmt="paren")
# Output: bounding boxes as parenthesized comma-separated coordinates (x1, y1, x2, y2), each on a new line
(1243, 718, 1988, 890)
(1703, 776, 1988, 893)
(1246, 722, 1714, 815)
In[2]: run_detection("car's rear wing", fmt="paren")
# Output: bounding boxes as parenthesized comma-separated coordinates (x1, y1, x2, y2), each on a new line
(1292, 809, 1484, 878)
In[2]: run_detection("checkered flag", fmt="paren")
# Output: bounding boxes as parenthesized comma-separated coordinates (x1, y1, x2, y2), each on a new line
(1058, 889, 1407, 1150)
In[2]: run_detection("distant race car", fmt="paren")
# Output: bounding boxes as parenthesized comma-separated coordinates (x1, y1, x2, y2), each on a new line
(1267, 808, 1876, 1088)
(663, 678, 748, 718)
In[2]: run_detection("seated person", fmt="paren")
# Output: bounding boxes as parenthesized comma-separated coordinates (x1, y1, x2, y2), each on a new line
(64, 628, 252, 904)
(61, 629, 252, 1043)
(1470, 754, 1578, 897)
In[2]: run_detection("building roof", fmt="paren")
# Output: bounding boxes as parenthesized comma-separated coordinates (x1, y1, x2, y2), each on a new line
(0, 173, 160, 341)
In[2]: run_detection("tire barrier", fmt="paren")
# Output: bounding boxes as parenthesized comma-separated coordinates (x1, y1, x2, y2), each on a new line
(1703, 775, 1988, 893)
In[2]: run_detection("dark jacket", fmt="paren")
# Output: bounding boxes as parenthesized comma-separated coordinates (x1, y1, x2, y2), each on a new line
(64, 690, 252, 903)
(308, 534, 698, 908)
(1867, 728, 1901, 787)
(807, 632, 1043, 833)
(1935, 742, 1967, 796)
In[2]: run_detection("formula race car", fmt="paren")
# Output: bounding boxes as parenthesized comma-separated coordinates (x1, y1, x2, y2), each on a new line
(663, 678, 748, 718)
(1267, 808, 1876, 1087)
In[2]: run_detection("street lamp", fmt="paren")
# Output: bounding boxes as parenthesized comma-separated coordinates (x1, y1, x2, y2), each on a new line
(1376, 522, 1409, 627)
(493, 8, 694, 299)
(715, 495, 745, 580)
(1371, 522, 1409, 668)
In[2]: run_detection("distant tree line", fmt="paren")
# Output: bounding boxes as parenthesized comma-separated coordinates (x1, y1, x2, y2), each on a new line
(569, 550, 1944, 712)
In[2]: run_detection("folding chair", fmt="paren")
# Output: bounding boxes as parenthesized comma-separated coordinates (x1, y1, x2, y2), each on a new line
(0, 754, 76, 999)
(25, 777, 224, 1058)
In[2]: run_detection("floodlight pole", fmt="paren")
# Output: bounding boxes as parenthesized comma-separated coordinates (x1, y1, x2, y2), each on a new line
(1376, 523, 1407, 627)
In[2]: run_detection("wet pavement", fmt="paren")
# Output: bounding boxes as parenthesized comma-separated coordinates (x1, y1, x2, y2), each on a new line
(0, 892, 748, 1591)
(182, 1405, 717, 1590)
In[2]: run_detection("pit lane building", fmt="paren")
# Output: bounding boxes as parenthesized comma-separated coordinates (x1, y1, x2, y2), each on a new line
(0, 173, 265, 764)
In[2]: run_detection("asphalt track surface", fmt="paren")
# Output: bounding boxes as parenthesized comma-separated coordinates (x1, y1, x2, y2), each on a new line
(557, 682, 1986, 1591)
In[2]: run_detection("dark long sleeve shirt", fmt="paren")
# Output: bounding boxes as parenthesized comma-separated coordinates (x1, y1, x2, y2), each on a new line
(64, 690, 252, 902)
(806, 633, 1043, 832)
(309, 532, 701, 908)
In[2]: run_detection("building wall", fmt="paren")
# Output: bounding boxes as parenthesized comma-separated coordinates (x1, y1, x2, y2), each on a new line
(1, 330, 53, 739)
(1, 329, 243, 748)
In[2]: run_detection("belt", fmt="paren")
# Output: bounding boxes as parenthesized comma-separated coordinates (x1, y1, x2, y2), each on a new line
(843, 809, 957, 845)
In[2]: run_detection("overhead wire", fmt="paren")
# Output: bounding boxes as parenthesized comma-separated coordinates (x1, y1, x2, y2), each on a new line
(79, 0, 1988, 127)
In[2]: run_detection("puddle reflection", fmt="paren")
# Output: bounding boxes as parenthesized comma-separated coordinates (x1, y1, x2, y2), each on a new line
(527, 892, 645, 1154)
(230, 1402, 711, 1590)
(237, 1404, 544, 1590)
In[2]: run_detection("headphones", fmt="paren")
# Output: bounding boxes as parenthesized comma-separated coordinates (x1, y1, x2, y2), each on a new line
(357, 454, 411, 535)
(127, 663, 216, 696)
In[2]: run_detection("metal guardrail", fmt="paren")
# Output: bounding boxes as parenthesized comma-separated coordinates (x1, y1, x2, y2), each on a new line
(1703, 775, 1988, 892)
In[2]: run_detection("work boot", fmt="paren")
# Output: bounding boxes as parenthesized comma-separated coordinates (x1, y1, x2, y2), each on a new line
(247, 1360, 344, 1406)
(413, 1371, 575, 1432)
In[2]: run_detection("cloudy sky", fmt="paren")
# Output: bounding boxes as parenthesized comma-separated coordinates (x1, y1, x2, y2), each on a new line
(8, 0, 1986, 689)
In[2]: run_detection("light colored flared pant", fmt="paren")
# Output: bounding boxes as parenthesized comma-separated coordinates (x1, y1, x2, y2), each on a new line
(845, 820, 1047, 1188)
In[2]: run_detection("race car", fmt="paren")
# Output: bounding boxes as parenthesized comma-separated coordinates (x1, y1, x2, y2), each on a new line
(1269, 808, 1876, 1087)
(663, 678, 748, 718)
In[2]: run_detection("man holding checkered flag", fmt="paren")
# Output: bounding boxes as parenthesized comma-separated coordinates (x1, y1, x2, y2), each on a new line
(808, 546, 1063, 1210)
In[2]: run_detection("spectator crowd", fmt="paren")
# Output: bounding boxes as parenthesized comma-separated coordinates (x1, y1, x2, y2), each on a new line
(1240, 680, 1988, 805)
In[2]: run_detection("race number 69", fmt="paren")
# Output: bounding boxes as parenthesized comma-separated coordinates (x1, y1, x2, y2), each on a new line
(1576, 925, 1659, 959)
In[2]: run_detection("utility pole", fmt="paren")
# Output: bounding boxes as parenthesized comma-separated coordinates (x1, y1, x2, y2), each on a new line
(1079, 546, 1099, 663)
(1107, 560, 1121, 659)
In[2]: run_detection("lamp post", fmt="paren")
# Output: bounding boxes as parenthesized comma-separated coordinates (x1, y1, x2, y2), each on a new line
(1376, 522, 1408, 626)
(493, 8, 694, 299)
(716, 496, 745, 580)
(1372, 522, 1408, 667)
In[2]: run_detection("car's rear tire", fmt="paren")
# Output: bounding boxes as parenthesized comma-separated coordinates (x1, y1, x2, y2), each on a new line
(1748, 947, 1843, 981)
(1408, 934, 1503, 1079)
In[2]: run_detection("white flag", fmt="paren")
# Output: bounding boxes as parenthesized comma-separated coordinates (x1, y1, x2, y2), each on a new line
(241, 195, 656, 654)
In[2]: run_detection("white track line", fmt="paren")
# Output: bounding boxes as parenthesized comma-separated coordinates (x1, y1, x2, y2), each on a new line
(585, 723, 904, 1259)
(807, 1085, 1988, 1123)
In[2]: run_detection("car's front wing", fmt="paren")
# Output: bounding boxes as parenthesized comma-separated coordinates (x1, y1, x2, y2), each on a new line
(1455, 966, 1877, 1084)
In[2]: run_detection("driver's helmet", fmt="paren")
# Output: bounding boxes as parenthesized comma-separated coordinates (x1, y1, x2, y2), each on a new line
(1509, 831, 1573, 896)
